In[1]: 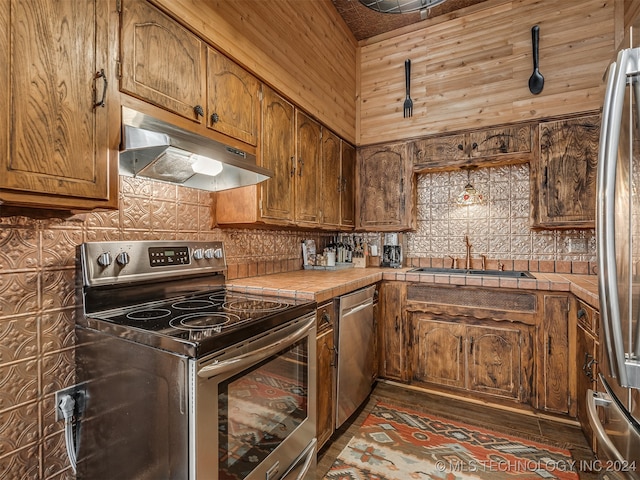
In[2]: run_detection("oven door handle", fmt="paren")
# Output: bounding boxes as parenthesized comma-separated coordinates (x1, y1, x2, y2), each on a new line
(197, 314, 315, 379)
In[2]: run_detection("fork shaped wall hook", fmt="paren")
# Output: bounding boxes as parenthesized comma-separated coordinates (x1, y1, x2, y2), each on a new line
(404, 59, 413, 118)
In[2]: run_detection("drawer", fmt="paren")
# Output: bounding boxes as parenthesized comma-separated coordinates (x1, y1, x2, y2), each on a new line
(577, 300, 599, 336)
(316, 301, 335, 333)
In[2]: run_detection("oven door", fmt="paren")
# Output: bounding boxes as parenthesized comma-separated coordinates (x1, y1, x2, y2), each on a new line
(191, 313, 317, 480)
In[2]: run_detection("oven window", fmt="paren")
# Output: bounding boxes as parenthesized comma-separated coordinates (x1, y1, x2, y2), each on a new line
(218, 337, 308, 479)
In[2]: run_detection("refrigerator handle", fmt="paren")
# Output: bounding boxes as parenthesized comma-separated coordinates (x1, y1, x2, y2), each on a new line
(597, 48, 634, 385)
(586, 389, 629, 465)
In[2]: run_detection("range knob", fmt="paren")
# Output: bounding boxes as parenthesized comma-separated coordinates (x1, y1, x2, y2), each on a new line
(204, 248, 215, 259)
(213, 248, 224, 259)
(116, 252, 130, 266)
(193, 248, 204, 260)
(97, 252, 112, 267)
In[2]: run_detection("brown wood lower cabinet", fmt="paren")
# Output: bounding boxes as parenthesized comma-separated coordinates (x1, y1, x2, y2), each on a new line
(575, 301, 601, 451)
(536, 294, 573, 415)
(377, 282, 408, 382)
(408, 312, 532, 402)
(316, 301, 336, 450)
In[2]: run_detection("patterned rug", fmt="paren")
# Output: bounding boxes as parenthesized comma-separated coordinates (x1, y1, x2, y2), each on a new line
(323, 402, 579, 480)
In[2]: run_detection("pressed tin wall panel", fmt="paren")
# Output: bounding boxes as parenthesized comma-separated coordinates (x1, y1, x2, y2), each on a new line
(0, 176, 330, 479)
(406, 164, 596, 272)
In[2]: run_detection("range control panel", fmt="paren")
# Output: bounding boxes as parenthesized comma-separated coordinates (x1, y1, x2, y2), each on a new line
(148, 246, 190, 267)
(81, 240, 226, 287)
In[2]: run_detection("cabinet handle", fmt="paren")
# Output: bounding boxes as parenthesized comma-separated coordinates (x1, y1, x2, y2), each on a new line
(290, 157, 296, 177)
(543, 166, 548, 187)
(458, 144, 464, 150)
(94, 69, 107, 108)
(210, 112, 219, 124)
(298, 159, 304, 177)
(459, 336, 463, 353)
(547, 336, 552, 355)
(472, 142, 478, 149)
(394, 316, 399, 332)
(469, 336, 474, 354)
(194, 105, 204, 117)
(577, 308, 586, 319)
(328, 345, 338, 367)
(582, 352, 598, 382)
(321, 312, 331, 325)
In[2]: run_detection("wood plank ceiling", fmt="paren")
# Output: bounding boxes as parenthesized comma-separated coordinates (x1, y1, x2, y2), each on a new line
(331, 0, 489, 41)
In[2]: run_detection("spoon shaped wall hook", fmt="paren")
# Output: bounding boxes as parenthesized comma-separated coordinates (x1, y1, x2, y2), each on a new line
(528, 25, 544, 94)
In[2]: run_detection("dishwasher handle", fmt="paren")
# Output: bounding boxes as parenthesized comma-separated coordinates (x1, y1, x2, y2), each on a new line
(341, 298, 373, 317)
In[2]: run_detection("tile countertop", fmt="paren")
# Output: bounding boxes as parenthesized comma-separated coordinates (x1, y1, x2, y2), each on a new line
(227, 267, 600, 310)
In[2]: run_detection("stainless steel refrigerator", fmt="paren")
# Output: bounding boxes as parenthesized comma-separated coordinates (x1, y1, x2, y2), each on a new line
(592, 21, 640, 480)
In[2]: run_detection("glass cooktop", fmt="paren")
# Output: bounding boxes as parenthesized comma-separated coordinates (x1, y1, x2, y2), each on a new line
(80, 289, 316, 358)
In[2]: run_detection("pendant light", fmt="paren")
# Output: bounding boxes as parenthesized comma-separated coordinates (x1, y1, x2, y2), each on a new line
(456, 167, 484, 206)
(358, 0, 448, 14)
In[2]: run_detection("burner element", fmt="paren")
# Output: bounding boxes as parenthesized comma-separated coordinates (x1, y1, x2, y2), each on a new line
(223, 298, 288, 313)
(170, 312, 237, 332)
(172, 299, 219, 310)
(126, 308, 172, 321)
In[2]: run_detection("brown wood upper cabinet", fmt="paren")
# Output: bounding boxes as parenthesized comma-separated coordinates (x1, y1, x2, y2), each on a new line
(530, 114, 600, 229)
(120, 0, 206, 123)
(413, 125, 533, 172)
(120, 0, 260, 146)
(295, 111, 322, 226)
(206, 48, 261, 146)
(357, 143, 416, 231)
(258, 86, 296, 225)
(321, 133, 355, 229)
(0, 0, 118, 210)
(215, 87, 355, 230)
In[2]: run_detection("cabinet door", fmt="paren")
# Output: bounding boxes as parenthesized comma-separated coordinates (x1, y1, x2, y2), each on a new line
(357, 143, 415, 231)
(206, 48, 261, 146)
(469, 125, 532, 158)
(467, 325, 522, 400)
(576, 323, 599, 451)
(410, 314, 466, 389)
(120, 0, 206, 122)
(316, 327, 335, 450)
(377, 282, 406, 381)
(532, 115, 600, 228)
(0, 0, 117, 209)
(321, 129, 342, 227)
(295, 111, 322, 225)
(539, 294, 571, 414)
(260, 87, 295, 223)
(413, 134, 468, 169)
(340, 142, 356, 228)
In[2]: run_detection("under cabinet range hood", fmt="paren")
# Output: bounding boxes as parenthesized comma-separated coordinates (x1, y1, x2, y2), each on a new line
(119, 107, 272, 192)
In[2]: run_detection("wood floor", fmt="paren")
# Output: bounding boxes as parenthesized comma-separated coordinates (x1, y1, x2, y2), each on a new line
(317, 380, 599, 480)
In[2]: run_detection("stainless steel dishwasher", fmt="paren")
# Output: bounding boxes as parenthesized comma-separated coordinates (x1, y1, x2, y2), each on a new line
(335, 285, 376, 427)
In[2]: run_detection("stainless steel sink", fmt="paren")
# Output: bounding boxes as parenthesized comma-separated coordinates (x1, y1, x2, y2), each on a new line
(408, 267, 535, 278)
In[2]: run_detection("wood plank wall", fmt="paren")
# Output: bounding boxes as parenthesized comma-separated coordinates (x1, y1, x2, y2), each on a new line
(151, 0, 358, 144)
(357, 0, 616, 146)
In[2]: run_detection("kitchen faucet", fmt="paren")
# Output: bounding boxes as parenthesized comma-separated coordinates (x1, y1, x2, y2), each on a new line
(464, 235, 472, 270)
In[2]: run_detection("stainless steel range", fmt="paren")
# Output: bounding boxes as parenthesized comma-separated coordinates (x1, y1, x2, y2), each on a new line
(74, 240, 317, 480)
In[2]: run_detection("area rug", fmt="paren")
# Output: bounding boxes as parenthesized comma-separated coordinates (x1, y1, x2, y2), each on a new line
(323, 402, 579, 480)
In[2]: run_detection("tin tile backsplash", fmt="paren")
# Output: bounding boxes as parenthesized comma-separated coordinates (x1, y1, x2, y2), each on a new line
(406, 164, 596, 268)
